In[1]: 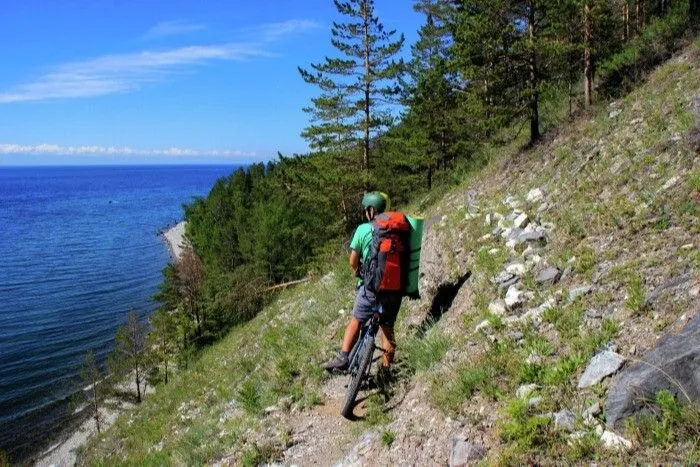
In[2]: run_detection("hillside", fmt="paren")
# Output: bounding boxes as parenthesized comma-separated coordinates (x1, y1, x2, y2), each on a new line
(80, 40, 699, 465)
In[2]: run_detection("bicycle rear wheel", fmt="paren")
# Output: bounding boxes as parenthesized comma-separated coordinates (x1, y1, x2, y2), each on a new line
(341, 335, 375, 419)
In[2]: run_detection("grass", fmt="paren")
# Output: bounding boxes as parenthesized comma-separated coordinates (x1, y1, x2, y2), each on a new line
(401, 328, 451, 373)
(625, 274, 648, 314)
(626, 390, 700, 457)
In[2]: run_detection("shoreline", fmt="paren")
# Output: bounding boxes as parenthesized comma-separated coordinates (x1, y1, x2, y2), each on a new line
(26, 224, 184, 466)
(161, 220, 188, 262)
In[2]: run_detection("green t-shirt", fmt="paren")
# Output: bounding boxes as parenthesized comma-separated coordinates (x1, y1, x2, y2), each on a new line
(350, 222, 373, 262)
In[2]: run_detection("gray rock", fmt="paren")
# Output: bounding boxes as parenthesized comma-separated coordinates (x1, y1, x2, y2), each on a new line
(560, 266, 573, 282)
(516, 383, 539, 399)
(578, 351, 626, 388)
(585, 308, 603, 319)
(528, 396, 542, 407)
(600, 430, 632, 450)
(608, 109, 621, 119)
(505, 286, 525, 310)
(553, 409, 576, 432)
(509, 331, 524, 341)
(491, 225, 504, 237)
(513, 212, 530, 229)
(516, 229, 548, 246)
(506, 263, 527, 276)
(494, 271, 518, 289)
(568, 284, 594, 302)
(450, 438, 486, 466)
(527, 188, 544, 203)
(537, 267, 561, 286)
(583, 402, 601, 421)
(643, 272, 693, 307)
(488, 300, 507, 316)
(606, 314, 700, 428)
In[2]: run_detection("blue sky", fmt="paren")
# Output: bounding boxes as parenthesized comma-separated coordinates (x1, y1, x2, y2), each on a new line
(0, 0, 423, 166)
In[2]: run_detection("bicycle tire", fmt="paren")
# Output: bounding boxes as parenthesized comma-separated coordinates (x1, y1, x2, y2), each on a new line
(341, 335, 375, 418)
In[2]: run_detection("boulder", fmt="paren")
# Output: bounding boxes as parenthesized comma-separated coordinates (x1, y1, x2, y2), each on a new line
(516, 383, 539, 399)
(505, 263, 527, 276)
(495, 271, 519, 289)
(505, 286, 525, 310)
(527, 188, 544, 203)
(450, 438, 486, 466)
(516, 229, 548, 246)
(537, 267, 561, 286)
(488, 300, 506, 316)
(568, 284, 594, 302)
(578, 351, 626, 389)
(513, 213, 530, 229)
(600, 430, 632, 450)
(553, 409, 576, 432)
(606, 314, 700, 428)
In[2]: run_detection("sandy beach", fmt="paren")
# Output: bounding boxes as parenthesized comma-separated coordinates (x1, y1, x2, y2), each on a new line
(162, 221, 188, 262)
(34, 376, 149, 467)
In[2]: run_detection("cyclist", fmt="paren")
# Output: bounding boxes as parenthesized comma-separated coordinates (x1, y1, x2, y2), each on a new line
(323, 191, 402, 376)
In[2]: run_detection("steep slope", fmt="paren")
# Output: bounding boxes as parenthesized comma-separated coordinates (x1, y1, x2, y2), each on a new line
(80, 41, 699, 465)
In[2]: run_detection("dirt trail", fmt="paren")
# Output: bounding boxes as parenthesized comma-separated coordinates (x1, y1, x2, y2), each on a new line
(283, 376, 364, 466)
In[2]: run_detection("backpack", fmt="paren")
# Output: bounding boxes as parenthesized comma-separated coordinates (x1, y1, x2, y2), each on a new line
(362, 212, 411, 294)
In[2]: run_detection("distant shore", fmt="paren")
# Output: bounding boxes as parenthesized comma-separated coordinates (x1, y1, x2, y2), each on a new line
(162, 221, 188, 262)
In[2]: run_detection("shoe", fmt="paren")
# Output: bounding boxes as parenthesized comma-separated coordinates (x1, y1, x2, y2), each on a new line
(323, 352, 349, 372)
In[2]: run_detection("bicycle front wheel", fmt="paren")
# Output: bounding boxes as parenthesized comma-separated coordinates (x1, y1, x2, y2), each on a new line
(341, 336, 374, 419)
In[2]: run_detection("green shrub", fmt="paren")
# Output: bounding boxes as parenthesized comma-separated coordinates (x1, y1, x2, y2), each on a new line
(499, 398, 553, 449)
(381, 430, 396, 447)
(625, 275, 647, 313)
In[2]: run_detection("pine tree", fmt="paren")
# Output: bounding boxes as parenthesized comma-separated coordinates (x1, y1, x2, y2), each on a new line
(407, 0, 461, 188)
(148, 309, 178, 384)
(112, 311, 148, 403)
(78, 350, 109, 433)
(299, 0, 406, 173)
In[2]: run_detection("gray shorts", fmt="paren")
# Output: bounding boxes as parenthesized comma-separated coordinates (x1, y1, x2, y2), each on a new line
(352, 285, 402, 326)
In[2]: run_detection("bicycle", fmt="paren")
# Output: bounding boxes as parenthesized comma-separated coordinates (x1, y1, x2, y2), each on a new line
(341, 312, 382, 419)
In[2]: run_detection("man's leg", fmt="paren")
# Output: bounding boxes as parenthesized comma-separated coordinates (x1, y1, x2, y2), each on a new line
(379, 324, 395, 367)
(342, 318, 362, 353)
(324, 286, 373, 372)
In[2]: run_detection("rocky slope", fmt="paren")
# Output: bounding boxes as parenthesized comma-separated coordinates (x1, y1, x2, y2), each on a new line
(80, 41, 699, 466)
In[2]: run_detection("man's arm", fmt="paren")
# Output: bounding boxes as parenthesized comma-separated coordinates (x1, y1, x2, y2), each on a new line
(349, 250, 360, 275)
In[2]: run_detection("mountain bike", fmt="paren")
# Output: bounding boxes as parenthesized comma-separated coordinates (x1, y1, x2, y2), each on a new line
(341, 313, 382, 419)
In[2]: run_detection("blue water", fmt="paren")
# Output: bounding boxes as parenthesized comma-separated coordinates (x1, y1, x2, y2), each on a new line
(0, 165, 235, 460)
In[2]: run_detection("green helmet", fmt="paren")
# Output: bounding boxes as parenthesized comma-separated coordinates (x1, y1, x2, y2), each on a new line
(362, 191, 387, 213)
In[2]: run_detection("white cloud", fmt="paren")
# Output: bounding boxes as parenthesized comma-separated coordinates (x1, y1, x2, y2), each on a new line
(144, 20, 206, 40)
(0, 44, 267, 103)
(248, 19, 321, 42)
(0, 143, 257, 159)
(0, 19, 318, 103)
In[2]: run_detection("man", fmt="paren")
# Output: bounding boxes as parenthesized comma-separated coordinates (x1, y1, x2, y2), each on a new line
(323, 191, 402, 373)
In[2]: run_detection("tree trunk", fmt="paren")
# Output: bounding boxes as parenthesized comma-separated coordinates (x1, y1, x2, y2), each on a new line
(584, 2, 593, 107)
(92, 389, 101, 433)
(635, 0, 642, 34)
(622, 1, 629, 41)
(164, 357, 169, 384)
(528, 0, 540, 144)
(135, 364, 141, 403)
(427, 165, 433, 190)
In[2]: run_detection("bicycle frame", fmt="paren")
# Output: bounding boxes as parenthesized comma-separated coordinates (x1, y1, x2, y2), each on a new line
(346, 314, 380, 374)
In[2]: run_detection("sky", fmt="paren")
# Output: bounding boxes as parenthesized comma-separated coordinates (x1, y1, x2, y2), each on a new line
(0, 0, 423, 166)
